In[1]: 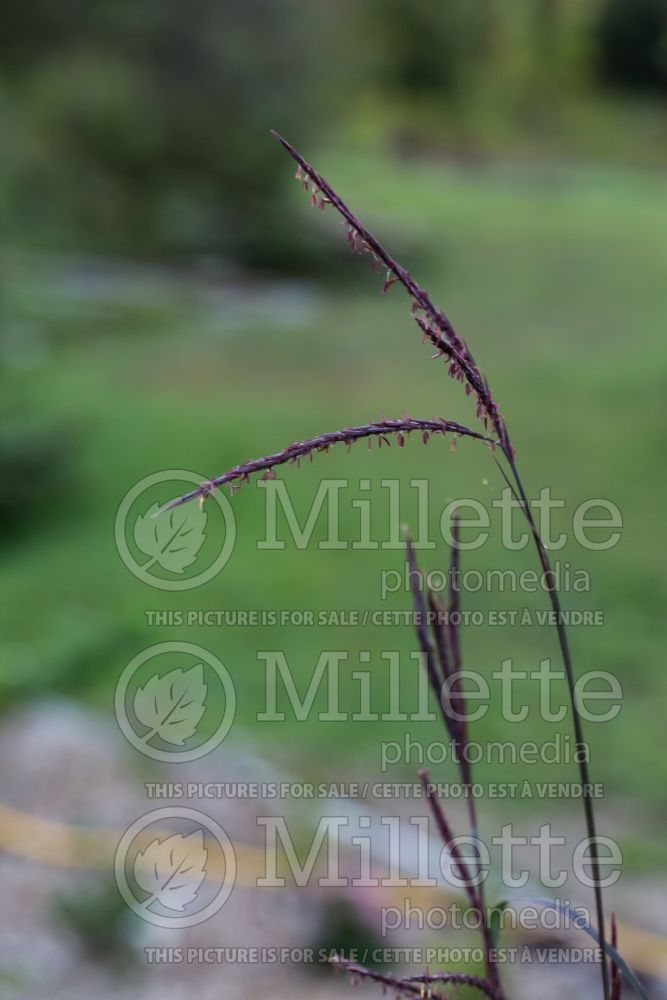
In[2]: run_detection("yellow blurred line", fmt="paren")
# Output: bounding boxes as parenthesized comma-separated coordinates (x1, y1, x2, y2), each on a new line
(1, 804, 666, 978)
(0, 804, 263, 875)
(0, 803, 114, 868)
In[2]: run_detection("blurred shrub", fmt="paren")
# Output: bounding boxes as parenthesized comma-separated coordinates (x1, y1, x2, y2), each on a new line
(354, 0, 600, 154)
(2, 0, 666, 257)
(54, 879, 139, 967)
(363, 0, 491, 99)
(0, 0, 361, 268)
(596, 0, 667, 93)
(307, 897, 388, 972)
(0, 420, 75, 540)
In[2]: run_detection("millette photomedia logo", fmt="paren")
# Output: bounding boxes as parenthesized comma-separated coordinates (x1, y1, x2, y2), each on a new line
(115, 642, 236, 762)
(114, 807, 236, 928)
(114, 470, 236, 590)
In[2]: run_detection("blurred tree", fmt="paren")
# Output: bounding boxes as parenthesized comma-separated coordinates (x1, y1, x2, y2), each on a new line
(596, 0, 667, 93)
(0, 0, 361, 268)
(354, 0, 600, 155)
(363, 0, 491, 99)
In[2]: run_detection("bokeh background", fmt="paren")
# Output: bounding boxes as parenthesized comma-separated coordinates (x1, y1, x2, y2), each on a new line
(1, 1, 666, 998)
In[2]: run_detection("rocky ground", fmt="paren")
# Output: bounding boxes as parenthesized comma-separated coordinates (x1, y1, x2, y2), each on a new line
(0, 699, 664, 1000)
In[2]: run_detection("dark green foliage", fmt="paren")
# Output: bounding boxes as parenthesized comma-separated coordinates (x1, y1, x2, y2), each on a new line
(54, 879, 139, 967)
(596, 0, 667, 93)
(362, 0, 492, 99)
(0, 0, 359, 266)
(307, 897, 388, 972)
(0, 421, 76, 540)
(2, 0, 667, 264)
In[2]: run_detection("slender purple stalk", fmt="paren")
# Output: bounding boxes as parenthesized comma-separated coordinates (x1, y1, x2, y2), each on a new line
(421, 764, 502, 994)
(406, 539, 461, 742)
(266, 133, 609, 1000)
(418, 769, 476, 904)
(414, 532, 500, 993)
(271, 130, 508, 450)
(161, 418, 496, 511)
(164, 135, 611, 1000)
(610, 913, 622, 1000)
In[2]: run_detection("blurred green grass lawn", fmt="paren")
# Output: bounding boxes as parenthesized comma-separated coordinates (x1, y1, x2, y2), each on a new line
(1, 148, 666, 865)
